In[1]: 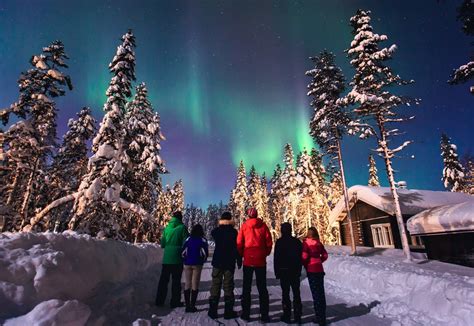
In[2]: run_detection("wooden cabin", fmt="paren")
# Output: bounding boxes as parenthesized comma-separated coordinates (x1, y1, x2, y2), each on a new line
(327, 186, 472, 251)
(408, 201, 474, 267)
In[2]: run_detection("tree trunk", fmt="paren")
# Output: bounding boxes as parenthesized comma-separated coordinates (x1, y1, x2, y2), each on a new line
(6, 168, 19, 206)
(377, 116, 412, 261)
(19, 158, 40, 228)
(336, 137, 357, 255)
(27, 192, 79, 230)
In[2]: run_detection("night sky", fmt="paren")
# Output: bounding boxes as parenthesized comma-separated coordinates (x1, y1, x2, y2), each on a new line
(0, 0, 472, 207)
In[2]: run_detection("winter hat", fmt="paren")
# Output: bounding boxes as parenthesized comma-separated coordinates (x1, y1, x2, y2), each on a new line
(246, 208, 258, 218)
(173, 211, 183, 220)
(220, 211, 232, 220)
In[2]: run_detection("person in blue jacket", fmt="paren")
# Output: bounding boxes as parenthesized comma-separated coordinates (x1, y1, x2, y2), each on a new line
(181, 224, 208, 312)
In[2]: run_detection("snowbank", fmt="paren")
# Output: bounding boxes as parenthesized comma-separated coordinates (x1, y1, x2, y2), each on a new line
(0, 231, 162, 324)
(324, 246, 474, 326)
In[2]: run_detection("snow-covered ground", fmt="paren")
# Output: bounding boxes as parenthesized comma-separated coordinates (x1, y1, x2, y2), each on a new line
(1, 233, 473, 325)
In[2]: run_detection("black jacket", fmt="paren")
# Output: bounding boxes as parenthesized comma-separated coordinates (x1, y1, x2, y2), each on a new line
(211, 220, 242, 271)
(273, 235, 303, 279)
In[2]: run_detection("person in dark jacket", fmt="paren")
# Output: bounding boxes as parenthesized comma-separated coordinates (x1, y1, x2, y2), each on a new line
(208, 211, 242, 319)
(237, 207, 273, 322)
(182, 224, 208, 313)
(302, 227, 328, 326)
(155, 211, 189, 308)
(274, 222, 303, 324)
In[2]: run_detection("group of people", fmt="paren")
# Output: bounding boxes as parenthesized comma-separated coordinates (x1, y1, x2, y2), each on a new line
(155, 208, 328, 325)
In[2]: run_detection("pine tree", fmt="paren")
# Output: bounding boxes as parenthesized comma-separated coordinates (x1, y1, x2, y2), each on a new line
(171, 179, 184, 213)
(441, 134, 465, 192)
(306, 50, 357, 252)
(260, 173, 271, 228)
(0, 41, 73, 227)
(64, 30, 152, 237)
(248, 166, 266, 221)
(229, 160, 248, 228)
(448, 0, 473, 94)
(461, 157, 474, 195)
(279, 144, 299, 232)
(343, 10, 417, 260)
(368, 154, 380, 187)
(205, 204, 219, 240)
(269, 164, 283, 236)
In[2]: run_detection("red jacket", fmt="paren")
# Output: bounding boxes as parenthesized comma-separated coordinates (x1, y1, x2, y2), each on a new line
(302, 238, 328, 273)
(237, 218, 273, 267)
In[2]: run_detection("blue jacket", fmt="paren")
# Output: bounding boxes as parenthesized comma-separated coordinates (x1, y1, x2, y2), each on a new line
(182, 236, 209, 266)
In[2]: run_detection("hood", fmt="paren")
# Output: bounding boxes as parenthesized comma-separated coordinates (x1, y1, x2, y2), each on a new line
(304, 237, 320, 245)
(167, 217, 183, 229)
(245, 217, 264, 228)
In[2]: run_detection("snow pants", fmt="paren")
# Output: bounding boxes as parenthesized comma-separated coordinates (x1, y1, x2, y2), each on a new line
(156, 263, 183, 306)
(241, 266, 269, 317)
(209, 267, 235, 299)
(280, 274, 302, 316)
(307, 272, 326, 320)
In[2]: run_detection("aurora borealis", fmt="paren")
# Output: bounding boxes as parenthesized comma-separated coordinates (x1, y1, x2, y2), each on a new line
(0, 1, 472, 207)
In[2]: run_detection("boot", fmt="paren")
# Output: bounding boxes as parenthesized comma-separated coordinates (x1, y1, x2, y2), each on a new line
(208, 297, 219, 319)
(184, 289, 192, 313)
(293, 300, 302, 324)
(280, 302, 291, 324)
(224, 296, 238, 319)
(189, 290, 198, 313)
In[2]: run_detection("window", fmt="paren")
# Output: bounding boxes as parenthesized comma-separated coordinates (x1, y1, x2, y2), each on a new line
(371, 223, 394, 248)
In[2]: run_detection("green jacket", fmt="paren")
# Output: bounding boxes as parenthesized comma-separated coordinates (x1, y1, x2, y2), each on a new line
(161, 217, 189, 265)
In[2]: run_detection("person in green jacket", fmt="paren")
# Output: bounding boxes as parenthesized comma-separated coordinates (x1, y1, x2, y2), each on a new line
(155, 211, 189, 307)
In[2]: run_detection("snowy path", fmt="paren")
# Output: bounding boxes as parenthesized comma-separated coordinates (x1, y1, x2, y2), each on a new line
(154, 259, 393, 325)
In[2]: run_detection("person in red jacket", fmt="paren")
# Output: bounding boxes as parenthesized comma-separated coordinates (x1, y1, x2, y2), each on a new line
(237, 208, 273, 322)
(302, 227, 328, 326)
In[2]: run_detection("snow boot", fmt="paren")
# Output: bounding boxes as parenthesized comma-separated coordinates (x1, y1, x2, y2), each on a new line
(184, 289, 192, 312)
(293, 300, 302, 324)
(189, 289, 198, 313)
(260, 314, 270, 323)
(208, 297, 219, 319)
(280, 302, 291, 324)
(224, 296, 238, 319)
(240, 311, 251, 322)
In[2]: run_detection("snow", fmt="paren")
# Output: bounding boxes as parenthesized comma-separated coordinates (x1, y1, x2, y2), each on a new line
(324, 246, 474, 326)
(407, 200, 474, 235)
(0, 232, 162, 325)
(328, 185, 473, 229)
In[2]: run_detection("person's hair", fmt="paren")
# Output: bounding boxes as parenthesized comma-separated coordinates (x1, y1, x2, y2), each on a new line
(191, 224, 205, 238)
(280, 222, 292, 236)
(221, 211, 232, 220)
(307, 227, 320, 239)
(173, 211, 183, 220)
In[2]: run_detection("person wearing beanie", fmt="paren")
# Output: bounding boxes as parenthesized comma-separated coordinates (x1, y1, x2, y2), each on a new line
(208, 211, 242, 320)
(237, 207, 273, 322)
(274, 222, 303, 324)
(155, 211, 189, 308)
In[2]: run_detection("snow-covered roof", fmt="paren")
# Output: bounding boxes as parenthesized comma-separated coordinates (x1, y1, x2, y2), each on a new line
(407, 200, 474, 235)
(328, 185, 473, 229)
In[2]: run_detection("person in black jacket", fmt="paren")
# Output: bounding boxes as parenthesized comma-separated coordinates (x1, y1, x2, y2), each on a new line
(274, 222, 303, 324)
(208, 211, 242, 319)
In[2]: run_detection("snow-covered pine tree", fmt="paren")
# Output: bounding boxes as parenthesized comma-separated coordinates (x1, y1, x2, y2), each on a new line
(440, 134, 465, 192)
(306, 50, 357, 252)
(205, 203, 219, 240)
(157, 184, 173, 227)
(42, 107, 96, 231)
(279, 143, 299, 232)
(343, 9, 418, 260)
(269, 164, 283, 237)
(229, 160, 248, 228)
(171, 179, 184, 213)
(461, 156, 474, 195)
(368, 154, 380, 187)
(295, 150, 319, 239)
(260, 173, 271, 229)
(248, 165, 266, 221)
(448, 0, 473, 94)
(0, 41, 73, 227)
(63, 30, 152, 237)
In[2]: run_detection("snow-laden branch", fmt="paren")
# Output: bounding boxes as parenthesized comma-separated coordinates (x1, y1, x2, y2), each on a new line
(118, 198, 152, 220)
(390, 140, 413, 154)
(26, 192, 80, 230)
